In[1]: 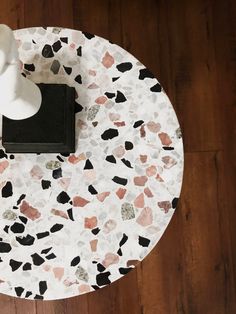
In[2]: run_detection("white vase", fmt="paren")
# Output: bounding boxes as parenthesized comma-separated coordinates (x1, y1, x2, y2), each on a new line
(0, 24, 42, 137)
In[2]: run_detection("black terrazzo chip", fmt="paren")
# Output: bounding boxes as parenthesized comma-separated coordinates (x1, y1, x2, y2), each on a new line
(23, 262, 32, 271)
(121, 158, 133, 168)
(31, 253, 45, 266)
(17, 194, 26, 205)
(150, 83, 162, 92)
(77, 46, 82, 56)
(172, 197, 179, 209)
(42, 44, 54, 58)
(67, 208, 74, 221)
(46, 253, 56, 260)
(24, 64, 35, 71)
(112, 176, 128, 186)
(3, 226, 9, 234)
(13, 206, 18, 209)
(115, 90, 127, 103)
(0, 149, 7, 159)
(57, 191, 70, 204)
(52, 40, 62, 52)
(36, 231, 50, 239)
(75, 102, 83, 113)
(96, 272, 111, 286)
(41, 247, 52, 254)
(34, 294, 44, 300)
(57, 155, 64, 162)
(16, 234, 35, 246)
(106, 155, 116, 163)
(125, 141, 133, 150)
(91, 227, 100, 235)
(84, 159, 93, 169)
(41, 180, 51, 189)
(112, 77, 120, 82)
(116, 62, 133, 72)
(9, 259, 22, 271)
(39, 281, 47, 295)
(163, 147, 174, 150)
(71, 256, 81, 266)
(138, 68, 155, 80)
(101, 128, 119, 140)
(0, 241, 11, 253)
(97, 263, 106, 272)
(119, 233, 128, 247)
(91, 285, 100, 290)
(25, 291, 32, 298)
(2, 181, 13, 198)
(82, 31, 95, 39)
(88, 185, 98, 195)
(19, 216, 28, 224)
(117, 248, 122, 256)
(10, 222, 25, 233)
(50, 224, 64, 233)
(52, 168, 62, 179)
(74, 74, 82, 84)
(133, 120, 144, 128)
(105, 92, 115, 99)
(15, 287, 24, 297)
(138, 236, 151, 247)
(63, 66, 72, 75)
(9, 154, 14, 159)
(119, 267, 132, 275)
(60, 37, 68, 43)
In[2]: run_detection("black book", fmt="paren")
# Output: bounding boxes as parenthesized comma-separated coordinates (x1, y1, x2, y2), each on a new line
(2, 84, 75, 153)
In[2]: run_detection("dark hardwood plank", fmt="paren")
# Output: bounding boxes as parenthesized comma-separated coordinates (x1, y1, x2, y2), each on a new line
(119, 0, 160, 80)
(212, 0, 236, 282)
(0, 0, 24, 29)
(65, 295, 89, 314)
(23, 0, 74, 28)
(36, 300, 66, 314)
(86, 270, 141, 314)
(73, 0, 110, 38)
(14, 299, 37, 314)
(0, 295, 16, 314)
(156, 0, 223, 153)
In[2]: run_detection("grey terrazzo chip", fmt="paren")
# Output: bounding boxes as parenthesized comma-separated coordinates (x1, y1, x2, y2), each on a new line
(121, 203, 135, 220)
(52, 27, 62, 34)
(75, 266, 89, 282)
(46, 160, 61, 170)
(2, 210, 17, 221)
(50, 60, 60, 74)
(87, 105, 100, 121)
(176, 127, 182, 139)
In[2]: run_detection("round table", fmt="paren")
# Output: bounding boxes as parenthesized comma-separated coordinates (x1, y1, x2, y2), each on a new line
(0, 27, 184, 300)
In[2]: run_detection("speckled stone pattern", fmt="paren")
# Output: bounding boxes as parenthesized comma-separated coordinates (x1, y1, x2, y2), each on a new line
(0, 27, 184, 300)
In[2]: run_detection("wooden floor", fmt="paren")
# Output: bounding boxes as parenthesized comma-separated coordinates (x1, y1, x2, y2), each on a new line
(0, 0, 236, 313)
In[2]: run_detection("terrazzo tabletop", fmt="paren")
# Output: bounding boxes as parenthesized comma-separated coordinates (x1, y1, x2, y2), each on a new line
(0, 27, 184, 300)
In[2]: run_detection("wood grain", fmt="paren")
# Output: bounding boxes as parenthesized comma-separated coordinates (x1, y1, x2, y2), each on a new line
(0, 0, 235, 313)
